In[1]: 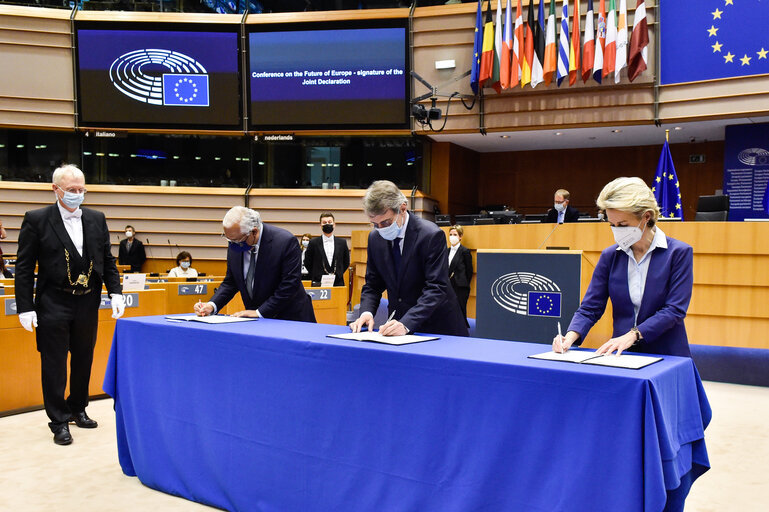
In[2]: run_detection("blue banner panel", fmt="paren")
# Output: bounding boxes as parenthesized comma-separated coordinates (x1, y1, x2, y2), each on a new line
(660, 0, 769, 85)
(476, 251, 581, 343)
(723, 123, 769, 221)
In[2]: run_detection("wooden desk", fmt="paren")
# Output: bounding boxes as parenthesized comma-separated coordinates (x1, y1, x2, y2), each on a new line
(222, 286, 347, 326)
(0, 289, 166, 415)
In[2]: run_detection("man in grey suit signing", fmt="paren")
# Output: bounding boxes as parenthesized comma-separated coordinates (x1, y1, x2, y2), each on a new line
(350, 180, 467, 337)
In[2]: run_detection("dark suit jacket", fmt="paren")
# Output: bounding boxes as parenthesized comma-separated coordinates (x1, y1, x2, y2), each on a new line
(210, 223, 315, 322)
(360, 212, 468, 337)
(14, 204, 122, 314)
(567, 236, 693, 357)
(118, 238, 146, 272)
(303, 235, 350, 286)
(545, 205, 581, 223)
(448, 244, 473, 290)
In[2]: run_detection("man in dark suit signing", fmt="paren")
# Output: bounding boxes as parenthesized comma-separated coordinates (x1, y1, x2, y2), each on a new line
(118, 225, 146, 272)
(349, 180, 468, 337)
(545, 189, 581, 223)
(303, 212, 350, 287)
(194, 206, 315, 322)
(15, 164, 125, 445)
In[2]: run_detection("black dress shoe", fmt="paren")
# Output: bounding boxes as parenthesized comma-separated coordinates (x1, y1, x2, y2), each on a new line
(70, 411, 98, 429)
(53, 425, 73, 445)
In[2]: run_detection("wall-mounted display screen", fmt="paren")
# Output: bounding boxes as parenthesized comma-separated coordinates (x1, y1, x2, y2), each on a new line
(248, 20, 409, 130)
(75, 23, 241, 130)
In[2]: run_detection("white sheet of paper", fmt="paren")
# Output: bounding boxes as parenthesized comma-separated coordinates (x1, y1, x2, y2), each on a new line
(122, 273, 146, 291)
(582, 354, 663, 369)
(320, 274, 336, 287)
(165, 314, 257, 324)
(528, 350, 603, 363)
(328, 331, 438, 345)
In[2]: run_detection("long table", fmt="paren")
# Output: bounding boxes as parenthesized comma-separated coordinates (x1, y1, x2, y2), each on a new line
(104, 317, 711, 512)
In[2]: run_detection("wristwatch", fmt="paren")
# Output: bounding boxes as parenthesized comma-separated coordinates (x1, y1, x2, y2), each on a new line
(631, 327, 642, 343)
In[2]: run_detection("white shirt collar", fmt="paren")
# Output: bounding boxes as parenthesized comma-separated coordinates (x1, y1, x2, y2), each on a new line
(617, 226, 668, 257)
(397, 210, 410, 239)
(57, 200, 82, 220)
(323, 234, 334, 243)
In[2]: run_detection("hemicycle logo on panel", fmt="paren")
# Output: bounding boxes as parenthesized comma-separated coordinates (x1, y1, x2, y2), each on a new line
(109, 49, 210, 107)
(490, 272, 562, 318)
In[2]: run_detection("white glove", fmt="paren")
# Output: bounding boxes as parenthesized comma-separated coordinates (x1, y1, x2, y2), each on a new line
(19, 311, 38, 332)
(110, 294, 125, 319)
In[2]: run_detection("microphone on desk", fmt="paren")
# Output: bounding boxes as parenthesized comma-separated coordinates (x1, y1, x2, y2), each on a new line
(145, 238, 152, 258)
(537, 223, 560, 250)
(168, 239, 175, 258)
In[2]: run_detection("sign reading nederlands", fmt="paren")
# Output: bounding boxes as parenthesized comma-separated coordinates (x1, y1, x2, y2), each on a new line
(723, 123, 769, 221)
(475, 251, 582, 343)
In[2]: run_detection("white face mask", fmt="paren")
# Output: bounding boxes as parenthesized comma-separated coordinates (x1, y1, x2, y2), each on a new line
(611, 219, 647, 251)
(301, 240, 309, 248)
(376, 210, 404, 241)
(125, 231, 133, 238)
(56, 187, 85, 210)
(449, 235, 460, 246)
(180, 261, 191, 269)
(554, 203, 566, 213)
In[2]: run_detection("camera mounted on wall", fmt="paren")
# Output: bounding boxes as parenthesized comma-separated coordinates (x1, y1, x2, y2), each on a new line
(411, 70, 475, 132)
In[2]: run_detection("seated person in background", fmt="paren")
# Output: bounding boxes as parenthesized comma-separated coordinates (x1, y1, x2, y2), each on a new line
(553, 177, 694, 357)
(168, 251, 198, 278)
(118, 225, 146, 272)
(299, 233, 311, 280)
(303, 213, 350, 287)
(545, 189, 581, 223)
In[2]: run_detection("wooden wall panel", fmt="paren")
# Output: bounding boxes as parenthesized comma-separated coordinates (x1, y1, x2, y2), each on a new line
(475, 141, 724, 218)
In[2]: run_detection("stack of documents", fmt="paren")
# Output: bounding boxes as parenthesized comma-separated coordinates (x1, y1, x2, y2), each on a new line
(164, 314, 257, 324)
(327, 331, 438, 346)
(529, 350, 662, 369)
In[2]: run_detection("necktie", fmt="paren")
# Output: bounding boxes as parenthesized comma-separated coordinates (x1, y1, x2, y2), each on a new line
(391, 238, 401, 273)
(246, 248, 256, 299)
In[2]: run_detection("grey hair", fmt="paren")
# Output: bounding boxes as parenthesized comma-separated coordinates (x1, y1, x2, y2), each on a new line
(596, 177, 661, 227)
(52, 164, 85, 186)
(223, 206, 262, 235)
(363, 180, 407, 216)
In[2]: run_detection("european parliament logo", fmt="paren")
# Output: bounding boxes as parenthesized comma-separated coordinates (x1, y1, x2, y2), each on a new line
(109, 49, 210, 107)
(490, 272, 563, 318)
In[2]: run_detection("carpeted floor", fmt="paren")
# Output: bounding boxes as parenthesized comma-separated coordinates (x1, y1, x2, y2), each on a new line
(0, 380, 767, 511)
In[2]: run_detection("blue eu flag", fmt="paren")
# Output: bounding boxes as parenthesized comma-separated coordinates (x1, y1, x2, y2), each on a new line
(162, 74, 210, 107)
(527, 291, 561, 318)
(653, 140, 683, 220)
(469, 0, 483, 94)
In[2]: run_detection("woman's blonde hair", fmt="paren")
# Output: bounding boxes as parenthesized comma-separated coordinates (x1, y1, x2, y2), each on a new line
(596, 177, 661, 227)
(449, 225, 464, 237)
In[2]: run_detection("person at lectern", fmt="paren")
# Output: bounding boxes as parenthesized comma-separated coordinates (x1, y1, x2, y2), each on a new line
(349, 180, 468, 337)
(545, 189, 581, 223)
(447, 225, 473, 324)
(118, 225, 146, 272)
(15, 164, 125, 445)
(303, 212, 350, 287)
(553, 177, 694, 357)
(193, 206, 315, 322)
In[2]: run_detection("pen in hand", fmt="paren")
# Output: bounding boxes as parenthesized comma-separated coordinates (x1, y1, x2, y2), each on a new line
(380, 310, 397, 332)
(557, 321, 564, 353)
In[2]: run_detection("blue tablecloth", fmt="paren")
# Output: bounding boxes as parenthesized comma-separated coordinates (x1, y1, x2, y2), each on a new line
(104, 316, 711, 512)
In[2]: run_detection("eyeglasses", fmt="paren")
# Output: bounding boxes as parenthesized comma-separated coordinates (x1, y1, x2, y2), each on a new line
(221, 230, 253, 244)
(370, 212, 399, 229)
(58, 185, 87, 194)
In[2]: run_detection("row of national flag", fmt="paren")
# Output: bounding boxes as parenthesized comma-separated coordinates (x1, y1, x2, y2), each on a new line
(471, 0, 648, 94)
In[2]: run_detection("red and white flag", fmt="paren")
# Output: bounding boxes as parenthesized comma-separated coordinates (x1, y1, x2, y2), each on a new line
(627, 0, 648, 82)
(582, 0, 596, 83)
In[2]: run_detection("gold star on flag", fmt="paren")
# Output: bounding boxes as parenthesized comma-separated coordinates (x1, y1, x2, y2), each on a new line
(669, 212, 675, 218)
(668, 174, 674, 180)
(676, 203, 681, 210)
(707, 25, 719, 37)
(663, 172, 667, 178)
(724, 52, 735, 63)
(712, 41, 723, 53)
(678, 193, 682, 199)
(725, 0, 733, 5)
(676, 181, 680, 187)
(741, 54, 752, 66)
(758, 48, 768, 59)
(656, 176, 662, 183)
(712, 8, 723, 19)
(651, 186, 656, 193)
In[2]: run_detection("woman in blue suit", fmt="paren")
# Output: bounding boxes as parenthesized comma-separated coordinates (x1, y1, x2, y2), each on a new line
(553, 177, 694, 357)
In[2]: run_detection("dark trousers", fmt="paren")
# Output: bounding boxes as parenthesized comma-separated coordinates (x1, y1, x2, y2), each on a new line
(35, 288, 100, 431)
(452, 284, 470, 326)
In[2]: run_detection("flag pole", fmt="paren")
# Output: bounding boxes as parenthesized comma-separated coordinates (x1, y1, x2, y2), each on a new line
(665, 129, 669, 143)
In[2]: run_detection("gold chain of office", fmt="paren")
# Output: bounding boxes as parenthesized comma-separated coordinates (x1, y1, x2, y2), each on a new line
(64, 248, 93, 287)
